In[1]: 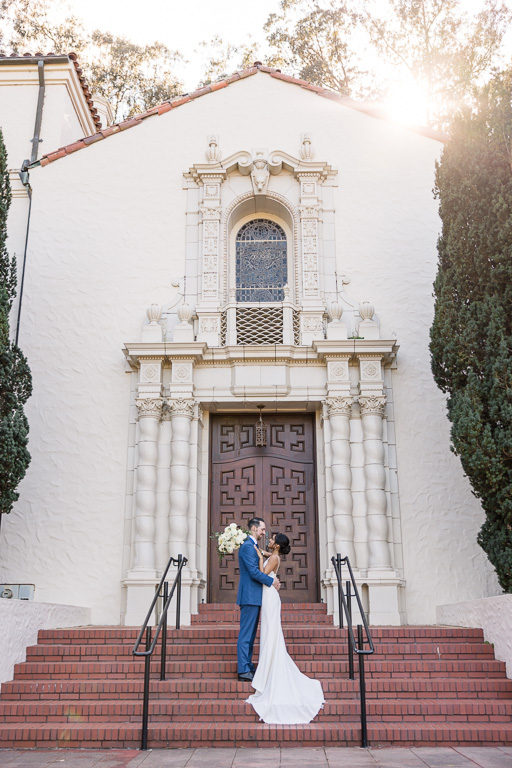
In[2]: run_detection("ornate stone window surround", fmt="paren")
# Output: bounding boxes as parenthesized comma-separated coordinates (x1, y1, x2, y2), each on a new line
(223, 191, 300, 307)
(229, 211, 294, 304)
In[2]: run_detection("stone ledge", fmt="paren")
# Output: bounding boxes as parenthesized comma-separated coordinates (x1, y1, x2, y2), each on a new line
(0, 599, 91, 684)
(437, 594, 511, 677)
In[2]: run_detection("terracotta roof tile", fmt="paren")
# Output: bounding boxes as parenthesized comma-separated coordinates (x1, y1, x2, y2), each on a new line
(118, 117, 142, 131)
(82, 133, 103, 146)
(46, 149, 67, 163)
(237, 67, 258, 80)
(170, 95, 192, 107)
(64, 140, 86, 154)
(100, 125, 121, 138)
(189, 85, 212, 99)
(156, 103, 173, 115)
(34, 64, 447, 166)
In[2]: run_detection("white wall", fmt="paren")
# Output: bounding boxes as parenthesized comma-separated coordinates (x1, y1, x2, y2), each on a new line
(0, 600, 90, 685)
(437, 596, 512, 678)
(0, 71, 500, 623)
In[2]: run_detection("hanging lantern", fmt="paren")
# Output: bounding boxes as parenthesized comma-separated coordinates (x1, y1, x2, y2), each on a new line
(255, 406, 268, 447)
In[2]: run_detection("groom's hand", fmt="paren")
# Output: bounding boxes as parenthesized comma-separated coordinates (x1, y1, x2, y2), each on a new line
(273, 577, 281, 591)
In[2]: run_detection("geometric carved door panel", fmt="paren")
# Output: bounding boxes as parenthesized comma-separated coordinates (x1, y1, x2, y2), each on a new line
(209, 414, 318, 603)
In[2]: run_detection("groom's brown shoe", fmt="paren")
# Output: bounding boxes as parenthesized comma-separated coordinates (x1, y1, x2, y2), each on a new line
(238, 671, 254, 682)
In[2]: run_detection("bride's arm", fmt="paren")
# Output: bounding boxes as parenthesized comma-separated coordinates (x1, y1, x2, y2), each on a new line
(253, 546, 279, 575)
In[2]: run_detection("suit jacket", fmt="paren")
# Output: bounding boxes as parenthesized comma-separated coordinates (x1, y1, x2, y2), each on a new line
(236, 536, 274, 606)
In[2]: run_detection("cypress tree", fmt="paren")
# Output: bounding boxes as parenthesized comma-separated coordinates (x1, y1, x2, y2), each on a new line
(0, 127, 32, 519)
(430, 70, 512, 592)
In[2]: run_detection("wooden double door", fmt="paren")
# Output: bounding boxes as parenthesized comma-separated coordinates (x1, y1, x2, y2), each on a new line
(209, 413, 319, 603)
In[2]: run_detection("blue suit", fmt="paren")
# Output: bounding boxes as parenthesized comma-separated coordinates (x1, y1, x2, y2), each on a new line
(236, 536, 274, 674)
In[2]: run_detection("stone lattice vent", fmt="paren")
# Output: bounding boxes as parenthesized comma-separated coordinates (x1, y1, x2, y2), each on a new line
(236, 306, 283, 345)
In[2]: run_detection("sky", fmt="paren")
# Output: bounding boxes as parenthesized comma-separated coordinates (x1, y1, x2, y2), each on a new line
(60, 0, 280, 90)
(51, 0, 510, 124)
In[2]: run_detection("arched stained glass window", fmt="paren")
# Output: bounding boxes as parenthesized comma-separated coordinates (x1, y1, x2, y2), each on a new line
(236, 219, 287, 302)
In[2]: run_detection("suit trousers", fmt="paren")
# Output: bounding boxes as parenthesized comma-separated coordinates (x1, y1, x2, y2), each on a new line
(237, 604, 260, 674)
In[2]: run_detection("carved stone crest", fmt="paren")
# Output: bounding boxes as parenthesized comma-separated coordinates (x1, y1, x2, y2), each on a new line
(251, 151, 269, 194)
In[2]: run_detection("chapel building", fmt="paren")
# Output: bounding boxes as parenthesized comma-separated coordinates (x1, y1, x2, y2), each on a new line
(0, 55, 500, 627)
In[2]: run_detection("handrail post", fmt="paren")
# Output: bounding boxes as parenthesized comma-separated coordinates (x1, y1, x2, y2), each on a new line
(347, 580, 354, 681)
(160, 581, 168, 681)
(141, 626, 152, 751)
(358, 624, 368, 748)
(337, 553, 343, 629)
(176, 554, 183, 630)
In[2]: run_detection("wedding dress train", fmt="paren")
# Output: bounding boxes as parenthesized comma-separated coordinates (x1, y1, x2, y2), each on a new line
(246, 571, 325, 724)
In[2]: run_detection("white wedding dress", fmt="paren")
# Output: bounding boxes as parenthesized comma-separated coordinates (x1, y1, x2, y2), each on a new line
(246, 569, 325, 724)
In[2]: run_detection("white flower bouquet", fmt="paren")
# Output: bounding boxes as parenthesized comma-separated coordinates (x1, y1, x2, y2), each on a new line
(211, 523, 248, 562)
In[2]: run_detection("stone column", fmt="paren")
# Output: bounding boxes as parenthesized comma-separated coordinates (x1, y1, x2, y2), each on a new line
(168, 397, 195, 561)
(131, 397, 163, 574)
(123, 395, 162, 625)
(156, 404, 172, 573)
(359, 395, 391, 569)
(326, 396, 355, 562)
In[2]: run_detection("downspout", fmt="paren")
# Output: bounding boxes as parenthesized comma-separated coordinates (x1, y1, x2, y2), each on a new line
(16, 58, 45, 346)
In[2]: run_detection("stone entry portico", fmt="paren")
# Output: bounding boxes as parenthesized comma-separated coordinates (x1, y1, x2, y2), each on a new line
(122, 331, 403, 627)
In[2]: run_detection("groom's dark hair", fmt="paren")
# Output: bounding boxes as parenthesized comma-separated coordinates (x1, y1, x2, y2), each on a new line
(248, 517, 264, 531)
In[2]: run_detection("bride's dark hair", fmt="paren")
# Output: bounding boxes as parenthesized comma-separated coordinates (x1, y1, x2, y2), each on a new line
(275, 533, 290, 556)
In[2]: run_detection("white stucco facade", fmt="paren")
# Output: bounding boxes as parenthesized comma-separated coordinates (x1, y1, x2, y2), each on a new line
(0, 64, 501, 626)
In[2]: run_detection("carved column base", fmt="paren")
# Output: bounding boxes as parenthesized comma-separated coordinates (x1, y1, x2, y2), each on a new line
(322, 570, 404, 626)
(157, 568, 204, 628)
(365, 573, 404, 625)
(122, 578, 159, 626)
(321, 568, 367, 627)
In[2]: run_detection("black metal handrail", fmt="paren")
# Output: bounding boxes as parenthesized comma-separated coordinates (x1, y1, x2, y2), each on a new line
(133, 553, 187, 750)
(331, 553, 374, 748)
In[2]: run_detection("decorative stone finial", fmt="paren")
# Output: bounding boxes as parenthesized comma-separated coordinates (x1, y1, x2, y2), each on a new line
(177, 301, 192, 325)
(206, 135, 220, 163)
(358, 301, 380, 339)
(327, 299, 343, 323)
(142, 304, 163, 341)
(359, 301, 375, 321)
(326, 298, 347, 340)
(173, 301, 195, 342)
(146, 304, 162, 325)
(300, 132, 315, 161)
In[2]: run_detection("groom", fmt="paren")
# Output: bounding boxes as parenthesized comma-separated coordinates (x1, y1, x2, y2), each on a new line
(236, 517, 280, 682)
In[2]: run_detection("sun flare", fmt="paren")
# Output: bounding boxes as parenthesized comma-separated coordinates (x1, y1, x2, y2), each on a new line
(384, 78, 430, 127)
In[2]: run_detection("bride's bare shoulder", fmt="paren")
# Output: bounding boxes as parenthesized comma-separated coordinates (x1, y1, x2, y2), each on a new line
(263, 553, 280, 575)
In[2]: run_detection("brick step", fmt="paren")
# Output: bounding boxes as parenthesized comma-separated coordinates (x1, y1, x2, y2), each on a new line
(197, 602, 328, 612)
(2, 697, 512, 724)
(12, 658, 507, 680)
(25, 641, 495, 661)
(4, 676, 511, 701)
(1, 721, 512, 749)
(192, 614, 334, 624)
(36, 625, 485, 645)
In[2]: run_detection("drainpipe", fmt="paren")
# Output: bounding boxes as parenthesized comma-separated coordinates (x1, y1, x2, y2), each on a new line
(15, 58, 45, 346)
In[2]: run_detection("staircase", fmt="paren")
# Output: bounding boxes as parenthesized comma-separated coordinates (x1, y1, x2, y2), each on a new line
(1, 602, 512, 749)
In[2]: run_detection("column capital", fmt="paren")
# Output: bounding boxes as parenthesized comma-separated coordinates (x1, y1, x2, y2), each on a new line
(168, 397, 195, 418)
(359, 395, 386, 416)
(325, 396, 353, 417)
(135, 397, 164, 419)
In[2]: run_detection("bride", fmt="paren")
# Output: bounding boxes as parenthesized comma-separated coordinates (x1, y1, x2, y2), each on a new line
(246, 533, 325, 724)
